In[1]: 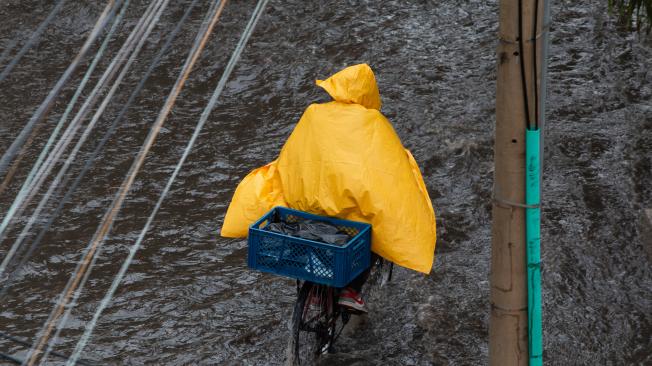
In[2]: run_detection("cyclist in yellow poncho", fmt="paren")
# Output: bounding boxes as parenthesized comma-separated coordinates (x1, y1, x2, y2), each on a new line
(221, 64, 436, 311)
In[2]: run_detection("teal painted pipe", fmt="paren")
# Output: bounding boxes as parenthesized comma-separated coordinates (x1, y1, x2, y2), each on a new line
(526, 128, 542, 366)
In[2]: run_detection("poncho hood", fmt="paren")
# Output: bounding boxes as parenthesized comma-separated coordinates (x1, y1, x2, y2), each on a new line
(316, 63, 382, 110)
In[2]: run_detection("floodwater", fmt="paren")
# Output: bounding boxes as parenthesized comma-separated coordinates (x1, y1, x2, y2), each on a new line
(0, 0, 650, 364)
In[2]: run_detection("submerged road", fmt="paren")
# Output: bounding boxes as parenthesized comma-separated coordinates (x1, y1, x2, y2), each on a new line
(0, 0, 650, 364)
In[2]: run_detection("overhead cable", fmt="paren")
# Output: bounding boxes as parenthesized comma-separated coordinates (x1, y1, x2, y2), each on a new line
(25, 1, 171, 360)
(0, 332, 92, 366)
(0, 0, 123, 246)
(67, 1, 269, 361)
(0, 0, 160, 280)
(0, 0, 129, 197)
(0, 0, 68, 83)
(0, 0, 199, 302)
(0, 0, 119, 179)
(41, 2, 172, 363)
(24, 0, 228, 364)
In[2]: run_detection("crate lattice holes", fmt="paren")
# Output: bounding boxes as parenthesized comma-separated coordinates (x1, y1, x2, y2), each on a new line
(247, 207, 372, 288)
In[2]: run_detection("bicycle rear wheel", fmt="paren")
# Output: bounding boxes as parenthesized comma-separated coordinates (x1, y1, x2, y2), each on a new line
(286, 282, 335, 365)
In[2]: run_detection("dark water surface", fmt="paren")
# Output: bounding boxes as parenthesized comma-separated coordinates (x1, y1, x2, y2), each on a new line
(0, 0, 650, 364)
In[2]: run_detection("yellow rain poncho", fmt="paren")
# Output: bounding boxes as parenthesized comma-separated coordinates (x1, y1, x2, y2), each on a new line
(221, 64, 436, 273)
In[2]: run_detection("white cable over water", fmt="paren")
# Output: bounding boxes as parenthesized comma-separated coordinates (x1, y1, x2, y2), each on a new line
(39, 0, 217, 360)
(0, 0, 67, 83)
(37, 0, 170, 361)
(12, 0, 130, 195)
(26, 0, 228, 363)
(0, 0, 160, 275)
(0, 0, 201, 303)
(0, 0, 129, 251)
(66, 1, 269, 362)
(0, 0, 130, 278)
(21, 1, 170, 363)
(0, 0, 118, 179)
(0, 0, 160, 280)
(0, 1, 119, 194)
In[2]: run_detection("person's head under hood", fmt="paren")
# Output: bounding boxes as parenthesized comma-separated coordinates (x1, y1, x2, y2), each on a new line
(315, 63, 382, 110)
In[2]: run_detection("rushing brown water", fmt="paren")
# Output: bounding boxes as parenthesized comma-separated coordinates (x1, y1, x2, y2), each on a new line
(0, 0, 650, 364)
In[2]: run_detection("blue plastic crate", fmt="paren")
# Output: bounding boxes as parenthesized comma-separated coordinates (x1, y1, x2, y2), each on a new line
(247, 207, 371, 288)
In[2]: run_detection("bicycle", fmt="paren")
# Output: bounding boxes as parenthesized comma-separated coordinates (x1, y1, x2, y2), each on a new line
(286, 255, 393, 365)
(246, 207, 386, 365)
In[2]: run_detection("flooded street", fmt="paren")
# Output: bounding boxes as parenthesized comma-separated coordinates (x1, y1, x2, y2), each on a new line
(0, 0, 650, 364)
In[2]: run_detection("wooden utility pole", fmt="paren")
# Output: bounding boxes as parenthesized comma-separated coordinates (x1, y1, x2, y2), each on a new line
(490, 0, 547, 365)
